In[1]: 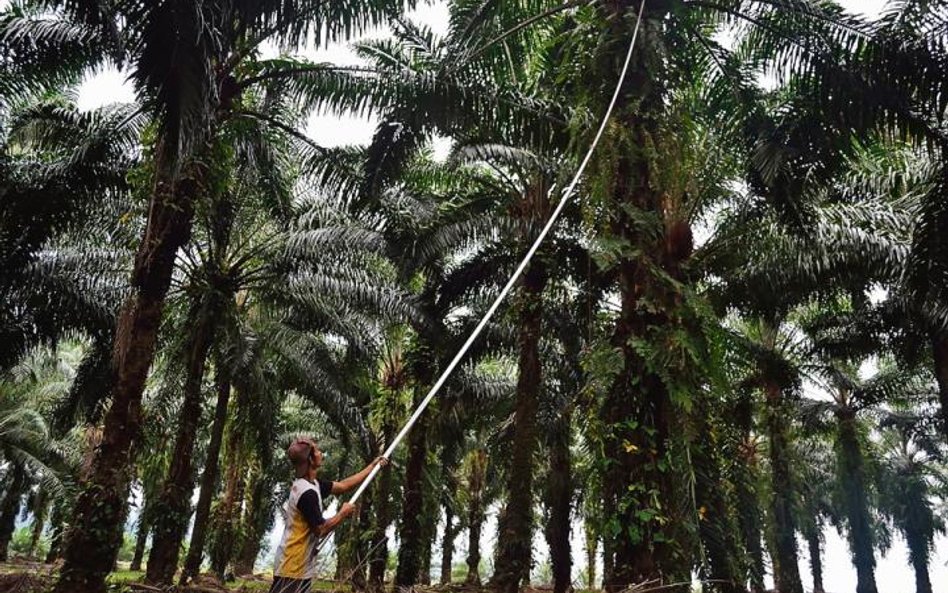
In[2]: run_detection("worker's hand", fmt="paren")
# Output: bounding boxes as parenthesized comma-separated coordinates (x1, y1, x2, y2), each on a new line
(340, 502, 357, 517)
(374, 456, 389, 468)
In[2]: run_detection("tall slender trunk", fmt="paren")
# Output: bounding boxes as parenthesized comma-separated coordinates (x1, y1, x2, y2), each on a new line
(418, 477, 439, 587)
(55, 156, 205, 593)
(44, 501, 65, 564)
(395, 388, 431, 587)
(932, 332, 948, 444)
(335, 513, 355, 581)
(181, 375, 231, 582)
(902, 473, 934, 593)
(349, 483, 374, 590)
(369, 410, 398, 590)
(437, 439, 459, 585)
(805, 526, 824, 593)
(584, 522, 597, 589)
(234, 466, 273, 576)
(764, 381, 803, 593)
(734, 393, 765, 593)
(601, 504, 614, 587)
(546, 407, 572, 593)
(492, 258, 548, 593)
(146, 306, 216, 585)
(28, 488, 49, 559)
(836, 409, 878, 593)
(0, 465, 27, 561)
(598, 5, 688, 581)
(602, 184, 681, 589)
(440, 504, 456, 584)
(130, 511, 150, 572)
(465, 512, 483, 586)
(211, 419, 244, 579)
(692, 407, 744, 593)
(464, 449, 487, 586)
(906, 527, 933, 593)
(419, 533, 433, 586)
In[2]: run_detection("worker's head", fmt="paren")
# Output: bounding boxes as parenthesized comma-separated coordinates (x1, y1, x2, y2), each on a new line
(287, 436, 323, 478)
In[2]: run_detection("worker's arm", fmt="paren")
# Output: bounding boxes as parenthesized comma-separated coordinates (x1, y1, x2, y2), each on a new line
(331, 457, 387, 495)
(298, 491, 356, 538)
(316, 502, 356, 538)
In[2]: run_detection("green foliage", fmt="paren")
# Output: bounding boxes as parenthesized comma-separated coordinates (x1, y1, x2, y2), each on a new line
(9, 527, 46, 558)
(3, 2, 948, 593)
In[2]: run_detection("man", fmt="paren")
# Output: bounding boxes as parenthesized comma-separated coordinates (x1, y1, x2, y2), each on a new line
(270, 437, 387, 593)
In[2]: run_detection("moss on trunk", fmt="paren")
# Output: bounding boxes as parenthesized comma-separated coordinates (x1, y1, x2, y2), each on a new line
(146, 303, 216, 585)
(492, 258, 547, 593)
(55, 155, 205, 593)
(182, 375, 231, 582)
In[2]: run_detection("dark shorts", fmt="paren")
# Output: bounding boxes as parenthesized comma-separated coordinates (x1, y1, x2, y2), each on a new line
(269, 576, 312, 593)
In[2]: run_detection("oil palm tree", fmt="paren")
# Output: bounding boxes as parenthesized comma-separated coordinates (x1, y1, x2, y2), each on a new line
(552, 0, 948, 585)
(0, 343, 82, 560)
(798, 357, 927, 593)
(3, 3, 408, 589)
(877, 414, 946, 593)
(0, 98, 139, 372)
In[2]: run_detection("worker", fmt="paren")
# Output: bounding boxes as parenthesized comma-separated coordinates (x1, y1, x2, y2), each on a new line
(270, 437, 387, 593)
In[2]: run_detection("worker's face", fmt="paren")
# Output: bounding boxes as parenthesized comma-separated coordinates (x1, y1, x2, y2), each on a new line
(304, 439, 323, 470)
(312, 445, 324, 468)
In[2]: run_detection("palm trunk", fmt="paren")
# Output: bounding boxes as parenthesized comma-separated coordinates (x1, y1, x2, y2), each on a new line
(805, 526, 824, 593)
(602, 212, 680, 590)
(181, 375, 231, 582)
(28, 488, 49, 559)
(598, 15, 689, 581)
(764, 381, 804, 593)
(691, 408, 744, 593)
(492, 258, 548, 593)
(395, 389, 431, 587)
(55, 155, 205, 593)
(350, 483, 374, 590)
(211, 420, 244, 579)
(0, 465, 27, 561)
(130, 511, 150, 572)
(584, 522, 597, 589)
(932, 332, 948, 443)
(734, 394, 765, 593)
(369, 415, 398, 590)
(335, 514, 355, 581)
(44, 501, 65, 564)
(546, 408, 572, 593)
(902, 475, 934, 593)
(146, 305, 216, 585)
(465, 511, 483, 586)
(906, 527, 933, 593)
(836, 409, 878, 593)
(601, 504, 614, 587)
(419, 534, 433, 586)
(439, 440, 461, 585)
(418, 479, 439, 586)
(440, 504, 456, 584)
(464, 449, 487, 586)
(234, 466, 273, 576)
(234, 539, 261, 577)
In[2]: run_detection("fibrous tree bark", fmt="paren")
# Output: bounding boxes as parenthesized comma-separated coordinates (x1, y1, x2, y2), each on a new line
(181, 375, 231, 582)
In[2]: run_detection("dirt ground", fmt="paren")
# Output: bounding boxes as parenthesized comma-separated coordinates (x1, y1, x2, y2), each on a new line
(0, 560, 574, 593)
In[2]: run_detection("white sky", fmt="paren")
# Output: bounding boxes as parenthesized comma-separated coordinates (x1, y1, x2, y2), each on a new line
(64, 0, 947, 589)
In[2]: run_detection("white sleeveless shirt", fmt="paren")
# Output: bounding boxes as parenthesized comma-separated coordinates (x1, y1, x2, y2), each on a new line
(273, 478, 326, 579)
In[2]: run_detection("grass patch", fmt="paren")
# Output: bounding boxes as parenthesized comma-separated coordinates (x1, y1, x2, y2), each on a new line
(108, 570, 145, 584)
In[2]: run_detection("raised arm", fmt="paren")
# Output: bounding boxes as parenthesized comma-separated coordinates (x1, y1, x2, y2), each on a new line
(331, 457, 387, 495)
(316, 502, 356, 538)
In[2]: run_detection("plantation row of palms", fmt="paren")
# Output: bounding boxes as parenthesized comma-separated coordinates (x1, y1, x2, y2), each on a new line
(2, 1, 948, 593)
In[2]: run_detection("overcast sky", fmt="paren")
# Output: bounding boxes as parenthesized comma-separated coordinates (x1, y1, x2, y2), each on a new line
(65, 0, 947, 590)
